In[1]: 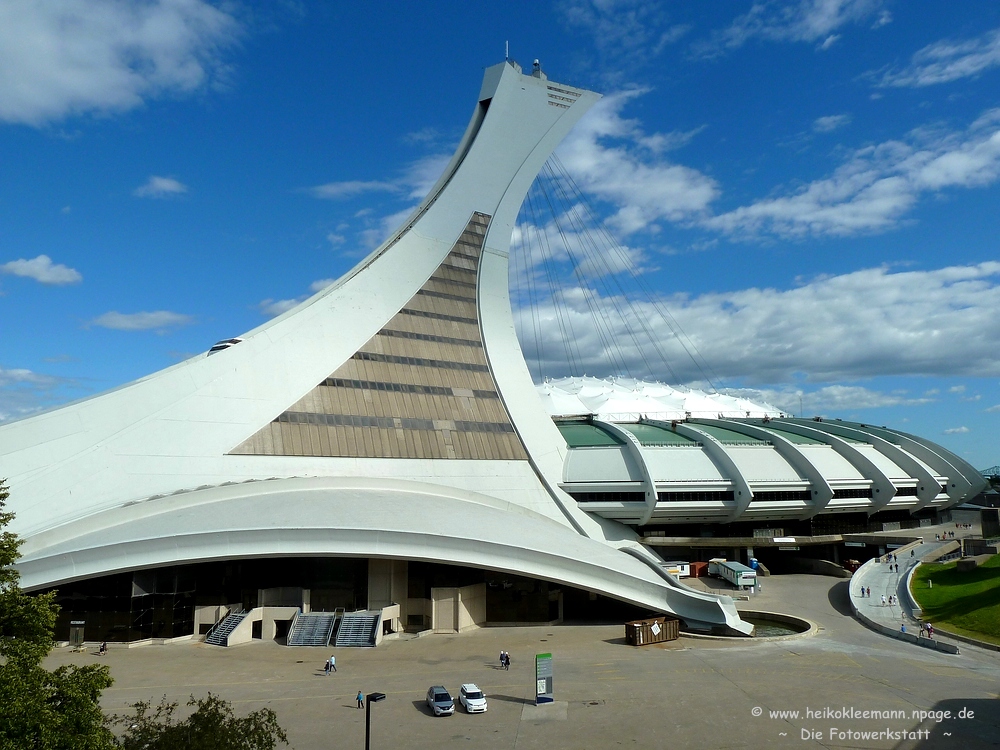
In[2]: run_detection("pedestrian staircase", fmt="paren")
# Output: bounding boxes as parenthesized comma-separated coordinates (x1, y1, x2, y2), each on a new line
(334, 611, 381, 647)
(286, 611, 338, 647)
(205, 607, 246, 647)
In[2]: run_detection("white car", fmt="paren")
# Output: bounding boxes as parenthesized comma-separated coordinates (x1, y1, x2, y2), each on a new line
(459, 683, 487, 713)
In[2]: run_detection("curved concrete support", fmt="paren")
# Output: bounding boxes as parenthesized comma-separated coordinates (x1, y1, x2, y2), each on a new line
(782, 420, 941, 510)
(592, 420, 659, 526)
(644, 420, 754, 521)
(747, 420, 897, 513)
(860, 425, 985, 508)
(16, 477, 746, 633)
(692, 418, 834, 519)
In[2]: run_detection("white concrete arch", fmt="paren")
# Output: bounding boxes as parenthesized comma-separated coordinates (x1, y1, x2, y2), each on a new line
(691, 418, 835, 519)
(643, 419, 755, 522)
(784, 420, 945, 509)
(16, 477, 748, 633)
(745, 420, 897, 513)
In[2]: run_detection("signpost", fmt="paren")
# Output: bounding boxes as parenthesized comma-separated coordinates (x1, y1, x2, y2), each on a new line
(535, 653, 553, 705)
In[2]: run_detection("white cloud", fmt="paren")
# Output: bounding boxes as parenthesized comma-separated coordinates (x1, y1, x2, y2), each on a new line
(871, 10, 892, 28)
(258, 278, 337, 317)
(133, 175, 188, 198)
(698, 0, 884, 56)
(401, 154, 452, 200)
(878, 27, 1000, 88)
(708, 107, 1000, 238)
(326, 233, 346, 246)
(306, 180, 399, 200)
(401, 127, 439, 145)
(89, 310, 194, 331)
(257, 298, 300, 317)
(986, 404, 1000, 413)
(818, 34, 840, 50)
(557, 90, 718, 234)
(512, 262, 1000, 384)
(0, 0, 241, 126)
(1, 254, 81, 285)
(943, 426, 970, 435)
(308, 279, 336, 293)
(813, 114, 851, 133)
(559, 0, 690, 66)
(949, 385, 966, 394)
(0, 366, 78, 422)
(732, 384, 931, 415)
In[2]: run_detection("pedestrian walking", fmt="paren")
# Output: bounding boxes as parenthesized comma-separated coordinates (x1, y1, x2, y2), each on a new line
(356, 691, 364, 709)
(881, 594, 886, 606)
(503, 652, 510, 670)
(324, 660, 330, 675)
(901, 623, 906, 634)
(499, 650, 505, 668)
(328, 655, 336, 673)
(866, 586, 870, 598)
(927, 623, 934, 638)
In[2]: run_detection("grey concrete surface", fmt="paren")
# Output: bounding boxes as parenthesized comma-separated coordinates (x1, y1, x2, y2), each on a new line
(45, 573, 1000, 750)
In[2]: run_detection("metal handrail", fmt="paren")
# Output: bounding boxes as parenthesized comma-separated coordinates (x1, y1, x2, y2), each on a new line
(205, 604, 244, 641)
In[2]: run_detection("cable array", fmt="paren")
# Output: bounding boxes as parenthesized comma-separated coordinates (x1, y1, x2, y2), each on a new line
(511, 154, 721, 389)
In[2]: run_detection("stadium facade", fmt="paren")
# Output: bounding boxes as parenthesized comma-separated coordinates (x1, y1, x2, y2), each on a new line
(0, 61, 985, 644)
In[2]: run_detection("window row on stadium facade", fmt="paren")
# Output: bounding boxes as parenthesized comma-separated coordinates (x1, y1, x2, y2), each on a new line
(377, 328, 483, 348)
(570, 491, 646, 503)
(353, 351, 490, 372)
(832, 487, 873, 499)
(334, 357, 497, 392)
(357, 338, 488, 368)
(291, 381, 510, 424)
(322, 378, 498, 399)
(242, 421, 525, 460)
(275, 411, 515, 433)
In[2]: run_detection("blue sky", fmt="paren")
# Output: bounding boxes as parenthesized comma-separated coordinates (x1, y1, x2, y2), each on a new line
(1, 0, 999, 468)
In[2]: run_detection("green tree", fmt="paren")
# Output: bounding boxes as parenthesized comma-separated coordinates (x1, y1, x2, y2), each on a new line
(112, 693, 288, 750)
(0, 480, 115, 750)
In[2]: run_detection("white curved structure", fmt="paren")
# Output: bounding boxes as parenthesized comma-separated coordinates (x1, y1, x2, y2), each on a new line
(547, 377, 986, 527)
(0, 61, 751, 637)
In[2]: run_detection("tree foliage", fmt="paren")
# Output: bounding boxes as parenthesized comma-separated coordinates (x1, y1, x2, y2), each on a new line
(112, 693, 289, 750)
(0, 480, 116, 750)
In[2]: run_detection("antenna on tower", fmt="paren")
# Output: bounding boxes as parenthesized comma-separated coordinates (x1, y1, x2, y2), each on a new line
(505, 40, 509, 60)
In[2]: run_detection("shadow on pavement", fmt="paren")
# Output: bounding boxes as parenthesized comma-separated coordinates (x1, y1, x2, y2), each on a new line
(601, 636, 629, 646)
(827, 580, 854, 616)
(488, 694, 532, 705)
(410, 700, 435, 715)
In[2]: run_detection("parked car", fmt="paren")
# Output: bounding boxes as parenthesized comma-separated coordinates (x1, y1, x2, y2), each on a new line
(459, 683, 487, 713)
(426, 686, 455, 716)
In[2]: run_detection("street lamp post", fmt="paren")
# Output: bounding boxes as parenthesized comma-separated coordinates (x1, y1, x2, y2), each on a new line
(365, 692, 386, 750)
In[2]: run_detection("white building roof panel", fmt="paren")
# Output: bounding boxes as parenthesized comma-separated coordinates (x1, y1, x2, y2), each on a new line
(853, 444, 911, 480)
(564, 446, 644, 483)
(725, 446, 804, 482)
(795, 445, 867, 481)
(643, 448, 726, 483)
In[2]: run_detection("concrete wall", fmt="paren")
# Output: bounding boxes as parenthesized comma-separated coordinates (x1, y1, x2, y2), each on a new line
(430, 583, 487, 633)
(194, 604, 229, 635)
(224, 606, 299, 646)
(457, 583, 487, 633)
(431, 588, 458, 633)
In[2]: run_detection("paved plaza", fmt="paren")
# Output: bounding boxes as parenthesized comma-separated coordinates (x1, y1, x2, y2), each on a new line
(45, 571, 1000, 750)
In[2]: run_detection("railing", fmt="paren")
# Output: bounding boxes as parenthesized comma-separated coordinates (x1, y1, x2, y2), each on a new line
(204, 604, 244, 642)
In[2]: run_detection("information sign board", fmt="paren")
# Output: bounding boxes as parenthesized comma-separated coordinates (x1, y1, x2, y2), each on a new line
(535, 653, 553, 705)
